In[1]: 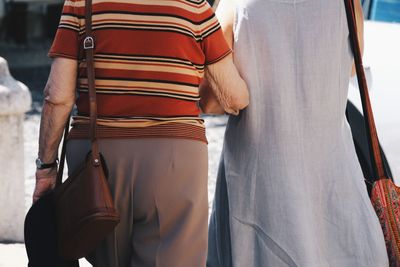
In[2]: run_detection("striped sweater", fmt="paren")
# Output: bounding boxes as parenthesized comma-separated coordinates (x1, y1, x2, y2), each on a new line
(49, 0, 231, 143)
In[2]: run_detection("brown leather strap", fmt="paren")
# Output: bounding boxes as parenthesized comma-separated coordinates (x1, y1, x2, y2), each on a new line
(83, 0, 101, 166)
(344, 0, 386, 180)
(56, 0, 99, 187)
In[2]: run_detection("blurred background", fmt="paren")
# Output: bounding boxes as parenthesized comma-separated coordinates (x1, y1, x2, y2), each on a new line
(0, 0, 399, 266)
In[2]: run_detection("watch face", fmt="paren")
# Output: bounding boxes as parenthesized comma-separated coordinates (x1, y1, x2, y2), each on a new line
(35, 158, 42, 169)
(35, 158, 57, 169)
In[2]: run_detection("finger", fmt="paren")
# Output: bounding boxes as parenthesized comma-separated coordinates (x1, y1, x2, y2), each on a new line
(35, 178, 55, 188)
(32, 181, 54, 204)
(32, 190, 47, 204)
(32, 194, 39, 204)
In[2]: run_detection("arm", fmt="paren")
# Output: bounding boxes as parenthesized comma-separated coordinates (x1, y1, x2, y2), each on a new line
(215, 0, 234, 48)
(203, 54, 249, 115)
(199, 78, 225, 115)
(200, 0, 248, 115)
(33, 58, 77, 203)
(351, 0, 364, 76)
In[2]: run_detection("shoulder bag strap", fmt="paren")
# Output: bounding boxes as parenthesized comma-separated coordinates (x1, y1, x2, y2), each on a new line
(344, 0, 386, 180)
(83, 0, 101, 166)
(56, 0, 99, 187)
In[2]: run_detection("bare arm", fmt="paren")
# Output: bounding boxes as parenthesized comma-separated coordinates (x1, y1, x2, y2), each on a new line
(199, 78, 225, 115)
(215, 0, 234, 48)
(33, 57, 77, 203)
(351, 0, 364, 76)
(203, 54, 249, 115)
(200, 0, 248, 115)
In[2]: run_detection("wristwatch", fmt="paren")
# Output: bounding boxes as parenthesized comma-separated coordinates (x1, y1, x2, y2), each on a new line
(35, 158, 58, 170)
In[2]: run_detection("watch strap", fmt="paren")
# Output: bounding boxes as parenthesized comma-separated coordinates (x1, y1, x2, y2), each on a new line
(37, 158, 58, 169)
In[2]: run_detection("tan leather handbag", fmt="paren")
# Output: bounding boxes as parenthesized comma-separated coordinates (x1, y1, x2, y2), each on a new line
(53, 0, 120, 259)
(345, 0, 400, 265)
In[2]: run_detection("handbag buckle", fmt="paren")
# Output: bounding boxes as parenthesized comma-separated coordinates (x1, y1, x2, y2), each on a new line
(83, 37, 94, 50)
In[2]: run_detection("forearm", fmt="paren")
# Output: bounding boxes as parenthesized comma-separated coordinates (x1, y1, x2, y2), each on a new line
(33, 101, 69, 203)
(38, 99, 72, 163)
(199, 79, 226, 115)
(201, 0, 246, 115)
(37, 58, 77, 163)
(34, 58, 77, 203)
(205, 54, 249, 115)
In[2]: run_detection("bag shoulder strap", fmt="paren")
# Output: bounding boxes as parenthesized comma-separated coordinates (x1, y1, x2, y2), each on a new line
(83, 0, 100, 165)
(56, 0, 99, 187)
(344, 0, 386, 180)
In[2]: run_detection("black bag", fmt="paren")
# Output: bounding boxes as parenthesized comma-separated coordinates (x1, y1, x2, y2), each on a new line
(24, 193, 79, 267)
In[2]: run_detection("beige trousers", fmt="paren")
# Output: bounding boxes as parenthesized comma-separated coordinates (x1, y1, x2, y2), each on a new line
(66, 138, 208, 267)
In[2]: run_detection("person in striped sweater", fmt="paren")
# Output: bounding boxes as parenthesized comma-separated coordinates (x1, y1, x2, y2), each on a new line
(33, 0, 248, 266)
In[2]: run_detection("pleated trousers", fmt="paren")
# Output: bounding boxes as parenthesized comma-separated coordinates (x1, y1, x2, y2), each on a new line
(66, 138, 208, 267)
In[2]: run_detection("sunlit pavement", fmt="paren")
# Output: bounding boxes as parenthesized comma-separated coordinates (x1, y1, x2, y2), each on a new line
(0, 244, 91, 267)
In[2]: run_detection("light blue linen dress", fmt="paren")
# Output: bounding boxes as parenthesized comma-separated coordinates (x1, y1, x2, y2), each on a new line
(208, 0, 389, 266)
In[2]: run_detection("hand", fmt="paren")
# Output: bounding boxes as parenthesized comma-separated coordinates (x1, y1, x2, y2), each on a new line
(33, 167, 57, 203)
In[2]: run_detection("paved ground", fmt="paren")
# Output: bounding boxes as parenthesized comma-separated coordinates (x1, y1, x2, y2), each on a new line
(0, 244, 91, 267)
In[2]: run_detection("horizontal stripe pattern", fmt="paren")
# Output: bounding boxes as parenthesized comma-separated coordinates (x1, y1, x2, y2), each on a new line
(86, 13, 221, 41)
(64, 0, 210, 13)
(68, 123, 208, 143)
(49, 0, 231, 141)
(72, 115, 205, 128)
